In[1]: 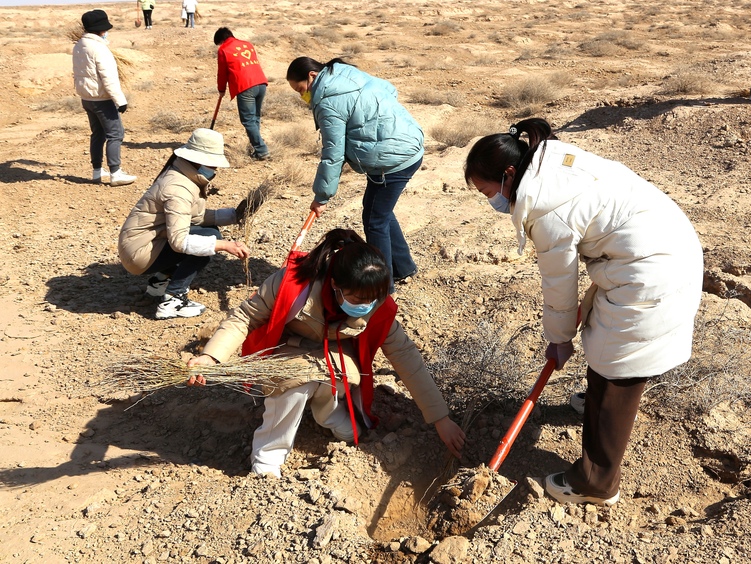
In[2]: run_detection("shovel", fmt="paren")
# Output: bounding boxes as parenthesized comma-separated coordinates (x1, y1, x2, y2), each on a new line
(283, 210, 316, 265)
(209, 95, 222, 130)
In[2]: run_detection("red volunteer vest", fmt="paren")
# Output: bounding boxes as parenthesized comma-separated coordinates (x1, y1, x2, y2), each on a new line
(241, 251, 397, 437)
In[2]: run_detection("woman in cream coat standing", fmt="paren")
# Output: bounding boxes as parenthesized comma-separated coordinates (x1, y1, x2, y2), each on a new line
(464, 118, 703, 506)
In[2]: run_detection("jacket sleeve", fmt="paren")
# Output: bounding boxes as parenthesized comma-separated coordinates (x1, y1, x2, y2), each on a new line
(202, 270, 283, 362)
(380, 320, 450, 424)
(530, 215, 581, 344)
(311, 103, 346, 204)
(162, 184, 200, 254)
(96, 47, 127, 107)
(217, 48, 228, 93)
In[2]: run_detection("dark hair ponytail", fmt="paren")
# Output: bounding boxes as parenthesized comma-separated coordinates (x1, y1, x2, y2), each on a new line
(286, 57, 353, 82)
(292, 228, 390, 301)
(464, 117, 557, 203)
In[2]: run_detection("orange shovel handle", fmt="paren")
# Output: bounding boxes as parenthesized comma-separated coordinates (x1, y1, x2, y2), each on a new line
(488, 358, 556, 472)
(283, 211, 316, 266)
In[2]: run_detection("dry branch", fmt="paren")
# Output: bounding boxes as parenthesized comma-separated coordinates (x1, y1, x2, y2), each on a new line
(97, 351, 323, 398)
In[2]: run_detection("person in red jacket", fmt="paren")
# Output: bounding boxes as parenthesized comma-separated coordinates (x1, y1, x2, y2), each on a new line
(214, 27, 270, 160)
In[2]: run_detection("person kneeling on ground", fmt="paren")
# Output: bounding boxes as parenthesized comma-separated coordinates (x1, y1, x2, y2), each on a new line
(118, 128, 251, 320)
(186, 229, 465, 477)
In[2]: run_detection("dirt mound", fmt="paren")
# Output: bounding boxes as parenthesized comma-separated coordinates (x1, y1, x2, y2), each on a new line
(427, 465, 516, 537)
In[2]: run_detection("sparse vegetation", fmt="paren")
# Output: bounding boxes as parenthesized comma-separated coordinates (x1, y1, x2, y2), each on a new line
(150, 111, 204, 133)
(409, 89, 465, 107)
(430, 114, 499, 148)
(658, 69, 714, 96)
(425, 21, 461, 36)
(32, 96, 81, 113)
(493, 72, 571, 114)
(262, 91, 309, 122)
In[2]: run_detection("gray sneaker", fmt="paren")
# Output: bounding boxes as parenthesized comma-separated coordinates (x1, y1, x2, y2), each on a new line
(155, 293, 205, 319)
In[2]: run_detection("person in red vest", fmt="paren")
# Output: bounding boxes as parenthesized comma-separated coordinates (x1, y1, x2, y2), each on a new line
(187, 229, 464, 477)
(214, 27, 270, 160)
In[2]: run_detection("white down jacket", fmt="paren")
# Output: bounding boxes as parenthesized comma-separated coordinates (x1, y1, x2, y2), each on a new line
(72, 33, 127, 107)
(513, 140, 703, 378)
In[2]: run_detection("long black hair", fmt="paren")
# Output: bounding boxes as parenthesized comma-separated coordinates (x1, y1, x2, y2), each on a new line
(286, 57, 352, 82)
(464, 118, 557, 203)
(292, 229, 390, 302)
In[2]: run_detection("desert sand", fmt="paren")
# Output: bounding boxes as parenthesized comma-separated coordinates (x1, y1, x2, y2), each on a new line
(1, 0, 750, 562)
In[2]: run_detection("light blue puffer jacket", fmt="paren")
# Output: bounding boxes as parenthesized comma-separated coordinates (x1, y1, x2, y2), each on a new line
(309, 63, 424, 204)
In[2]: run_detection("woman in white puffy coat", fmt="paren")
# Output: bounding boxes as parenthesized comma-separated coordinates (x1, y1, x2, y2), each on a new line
(464, 117, 703, 506)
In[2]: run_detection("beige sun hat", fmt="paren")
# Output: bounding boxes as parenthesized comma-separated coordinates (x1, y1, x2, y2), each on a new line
(174, 128, 230, 168)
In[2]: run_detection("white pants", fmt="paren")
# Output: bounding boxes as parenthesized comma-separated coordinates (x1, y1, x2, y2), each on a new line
(251, 381, 357, 477)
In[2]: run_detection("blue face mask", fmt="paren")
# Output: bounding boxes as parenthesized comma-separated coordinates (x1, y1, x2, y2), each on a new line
(488, 172, 511, 214)
(337, 289, 377, 318)
(488, 192, 511, 214)
(196, 165, 216, 181)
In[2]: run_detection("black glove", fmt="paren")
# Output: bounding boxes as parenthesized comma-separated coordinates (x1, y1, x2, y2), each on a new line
(118, 104, 128, 113)
(545, 340, 574, 370)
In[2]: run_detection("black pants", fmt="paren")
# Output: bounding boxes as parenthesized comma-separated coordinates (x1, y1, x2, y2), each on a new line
(565, 366, 649, 498)
(142, 9, 153, 27)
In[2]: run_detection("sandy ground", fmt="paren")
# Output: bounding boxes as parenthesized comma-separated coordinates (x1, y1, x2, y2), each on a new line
(1, 0, 750, 562)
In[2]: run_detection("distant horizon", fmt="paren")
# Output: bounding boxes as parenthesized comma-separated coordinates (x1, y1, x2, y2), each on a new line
(0, 0, 162, 6)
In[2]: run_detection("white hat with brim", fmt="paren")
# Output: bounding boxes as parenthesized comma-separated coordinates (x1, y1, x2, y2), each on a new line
(174, 128, 230, 168)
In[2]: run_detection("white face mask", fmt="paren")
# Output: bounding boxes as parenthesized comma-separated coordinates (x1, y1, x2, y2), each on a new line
(102, 32, 109, 40)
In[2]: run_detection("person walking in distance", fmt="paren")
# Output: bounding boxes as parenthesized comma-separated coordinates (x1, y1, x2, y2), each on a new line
(214, 27, 270, 160)
(72, 10, 137, 186)
(137, 0, 155, 29)
(182, 0, 197, 28)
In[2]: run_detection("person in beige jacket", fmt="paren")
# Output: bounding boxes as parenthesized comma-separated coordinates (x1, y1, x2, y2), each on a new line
(118, 128, 251, 319)
(72, 10, 136, 186)
(187, 229, 465, 477)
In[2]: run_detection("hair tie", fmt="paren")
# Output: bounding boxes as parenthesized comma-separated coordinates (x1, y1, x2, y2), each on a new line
(508, 125, 519, 139)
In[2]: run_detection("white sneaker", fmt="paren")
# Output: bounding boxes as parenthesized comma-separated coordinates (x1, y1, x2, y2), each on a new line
(92, 168, 110, 184)
(145, 276, 170, 297)
(570, 392, 586, 415)
(110, 169, 137, 187)
(155, 293, 205, 319)
(545, 472, 620, 506)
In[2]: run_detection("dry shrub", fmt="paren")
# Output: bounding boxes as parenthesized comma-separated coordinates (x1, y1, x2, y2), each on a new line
(135, 80, 154, 92)
(646, 302, 751, 416)
(474, 55, 499, 66)
(409, 89, 465, 107)
(273, 124, 318, 151)
(425, 21, 461, 36)
(541, 42, 573, 59)
(252, 33, 279, 46)
(494, 72, 570, 112)
(489, 31, 506, 44)
(311, 26, 340, 43)
(580, 31, 643, 57)
(150, 111, 204, 133)
(275, 158, 313, 187)
(262, 91, 308, 121)
(281, 32, 312, 51)
(378, 39, 397, 50)
(430, 114, 499, 148)
(340, 44, 364, 57)
(194, 45, 217, 59)
(658, 70, 714, 96)
(429, 321, 544, 413)
(32, 96, 81, 113)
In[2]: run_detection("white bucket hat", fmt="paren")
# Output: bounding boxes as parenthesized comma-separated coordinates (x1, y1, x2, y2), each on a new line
(174, 128, 230, 168)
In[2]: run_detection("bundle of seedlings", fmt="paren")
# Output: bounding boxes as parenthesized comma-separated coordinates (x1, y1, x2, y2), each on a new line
(98, 351, 325, 398)
(238, 180, 275, 287)
(67, 21, 133, 86)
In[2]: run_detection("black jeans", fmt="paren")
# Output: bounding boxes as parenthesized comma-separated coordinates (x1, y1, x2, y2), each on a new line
(142, 9, 153, 26)
(144, 225, 222, 296)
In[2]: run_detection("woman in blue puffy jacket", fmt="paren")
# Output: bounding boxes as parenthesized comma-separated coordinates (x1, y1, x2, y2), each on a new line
(287, 57, 423, 292)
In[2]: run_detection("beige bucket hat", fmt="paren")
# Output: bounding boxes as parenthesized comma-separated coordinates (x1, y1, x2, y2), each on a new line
(174, 128, 230, 168)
